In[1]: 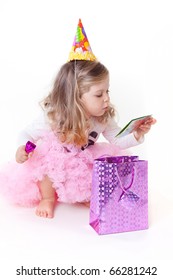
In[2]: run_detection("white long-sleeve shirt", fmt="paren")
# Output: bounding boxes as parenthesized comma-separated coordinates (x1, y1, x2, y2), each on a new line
(17, 112, 143, 150)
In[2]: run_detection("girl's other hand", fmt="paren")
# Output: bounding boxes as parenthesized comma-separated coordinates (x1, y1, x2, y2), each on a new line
(15, 145, 33, 163)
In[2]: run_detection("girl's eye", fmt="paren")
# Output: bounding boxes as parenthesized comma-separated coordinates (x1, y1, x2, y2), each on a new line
(95, 90, 109, 97)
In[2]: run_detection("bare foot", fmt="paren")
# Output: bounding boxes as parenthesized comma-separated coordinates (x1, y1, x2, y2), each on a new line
(35, 198, 56, 218)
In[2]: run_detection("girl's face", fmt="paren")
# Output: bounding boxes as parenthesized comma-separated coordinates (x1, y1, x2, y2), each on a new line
(81, 76, 110, 118)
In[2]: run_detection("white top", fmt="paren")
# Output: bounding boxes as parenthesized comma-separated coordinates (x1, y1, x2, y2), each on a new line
(17, 112, 143, 150)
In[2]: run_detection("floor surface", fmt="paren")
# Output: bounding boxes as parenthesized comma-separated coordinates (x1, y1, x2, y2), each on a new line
(0, 189, 173, 279)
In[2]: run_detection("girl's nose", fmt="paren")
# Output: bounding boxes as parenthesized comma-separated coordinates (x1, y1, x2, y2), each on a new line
(104, 95, 109, 102)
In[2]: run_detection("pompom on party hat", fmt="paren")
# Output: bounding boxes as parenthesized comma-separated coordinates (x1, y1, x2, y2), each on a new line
(68, 19, 96, 61)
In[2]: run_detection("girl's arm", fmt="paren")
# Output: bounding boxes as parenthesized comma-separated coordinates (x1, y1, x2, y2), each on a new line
(102, 117, 144, 150)
(15, 112, 51, 163)
(102, 117, 156, 150)
(17, 112, 51, 146)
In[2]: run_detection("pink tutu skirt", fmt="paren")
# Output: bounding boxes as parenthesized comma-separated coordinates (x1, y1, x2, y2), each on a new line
(0, 132, 126, 207)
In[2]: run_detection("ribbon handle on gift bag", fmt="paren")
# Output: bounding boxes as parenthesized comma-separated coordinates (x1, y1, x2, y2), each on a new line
(116, 164, 135, 196)
(116, 164, 140, 208)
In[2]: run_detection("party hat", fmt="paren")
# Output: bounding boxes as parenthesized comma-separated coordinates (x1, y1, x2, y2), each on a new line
(68, 19, 96, 61)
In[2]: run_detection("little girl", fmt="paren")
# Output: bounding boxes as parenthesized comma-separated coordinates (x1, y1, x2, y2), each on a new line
(0, 19, 156, 218)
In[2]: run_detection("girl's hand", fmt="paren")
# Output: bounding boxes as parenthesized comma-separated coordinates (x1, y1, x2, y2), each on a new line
(133, 117, 157, 141)
(15, 145, 33, 164)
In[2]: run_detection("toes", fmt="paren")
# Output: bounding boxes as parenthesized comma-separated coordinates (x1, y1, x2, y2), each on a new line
(35, 209, 53, 218)
(47, 212, 53, 219)
(35, 209, 46, 217)
(35, 209, 40, 216)
(41, 211, 47, 218)
(35, 199, 55, 219)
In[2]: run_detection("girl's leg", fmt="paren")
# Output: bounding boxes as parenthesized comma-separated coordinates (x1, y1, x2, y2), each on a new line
(36, 175, 57, 218)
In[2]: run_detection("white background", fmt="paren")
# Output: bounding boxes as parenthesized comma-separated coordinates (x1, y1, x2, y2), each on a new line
(0, 0, 172, 279)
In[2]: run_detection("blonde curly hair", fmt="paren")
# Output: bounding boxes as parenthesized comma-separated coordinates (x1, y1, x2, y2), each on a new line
(42, 60, 115, 146)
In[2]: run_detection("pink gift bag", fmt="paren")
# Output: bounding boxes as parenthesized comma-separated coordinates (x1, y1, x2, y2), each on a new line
(89, 156, 148, 235)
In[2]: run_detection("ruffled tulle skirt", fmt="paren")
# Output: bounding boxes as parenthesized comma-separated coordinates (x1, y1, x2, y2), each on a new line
(0, 132, 127, 207)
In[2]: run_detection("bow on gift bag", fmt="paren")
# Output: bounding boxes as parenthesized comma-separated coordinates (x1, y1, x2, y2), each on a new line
(89, 156, 148, 235)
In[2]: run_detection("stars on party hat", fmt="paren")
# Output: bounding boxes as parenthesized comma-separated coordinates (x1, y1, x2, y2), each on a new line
(68, 19, 96, 61)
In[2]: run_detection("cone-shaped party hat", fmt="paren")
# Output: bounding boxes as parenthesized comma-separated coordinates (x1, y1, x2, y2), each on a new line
(68, 19, 96, 61)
